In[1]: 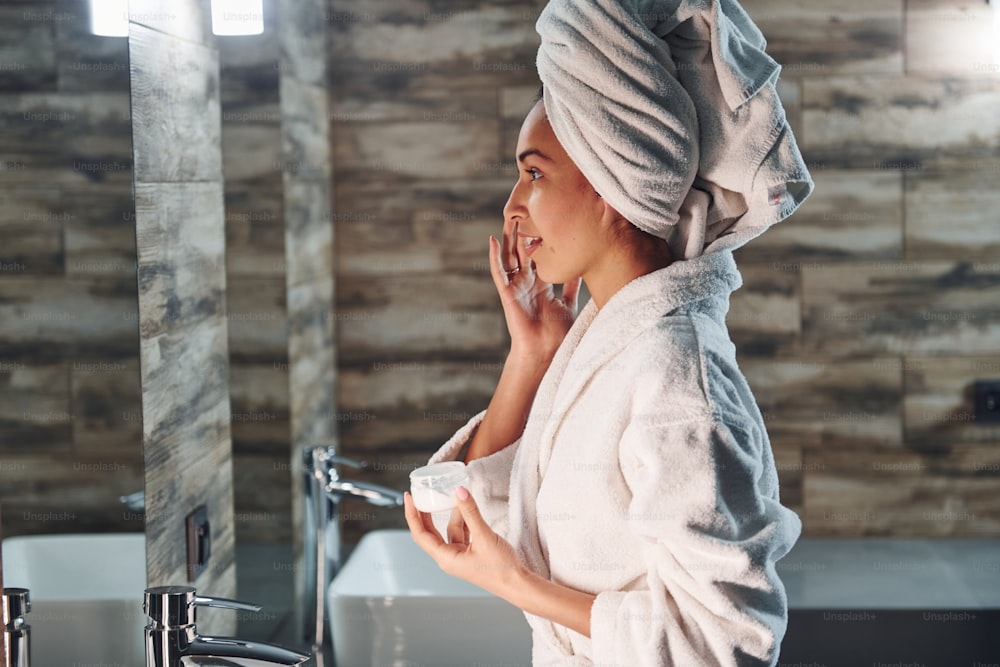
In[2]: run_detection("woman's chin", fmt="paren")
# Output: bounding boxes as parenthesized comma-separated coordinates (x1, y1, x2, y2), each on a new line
(534, 264, 555, 284)
(536, 264, 573, 287)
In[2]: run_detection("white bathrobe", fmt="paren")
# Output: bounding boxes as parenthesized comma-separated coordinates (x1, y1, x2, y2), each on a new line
(428, 250, 801, 666)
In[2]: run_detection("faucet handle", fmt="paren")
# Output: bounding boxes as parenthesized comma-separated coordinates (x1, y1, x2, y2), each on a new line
(193, 594, 261, 612)
(305, 446, 367, 469)
(119, 490, 146, 511)
(327, 454, 367, 469)
(144, 586, 261, 629)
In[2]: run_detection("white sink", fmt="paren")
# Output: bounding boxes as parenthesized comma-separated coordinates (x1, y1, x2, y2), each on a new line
(2, 533, 146, 665)
(328, 529, 532, 666)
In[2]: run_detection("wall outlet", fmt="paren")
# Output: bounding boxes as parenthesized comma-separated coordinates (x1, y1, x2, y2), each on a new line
(186, 504, 211, 582)
(973, 380, 1000, 424)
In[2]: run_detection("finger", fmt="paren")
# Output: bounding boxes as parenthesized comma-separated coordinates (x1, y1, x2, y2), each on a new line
(562, 277, 582, 311)
(489, 235, 511, 288)
(500, 219, 514, 273)
(403, 492, 444, 550)
(446, 506, 466, 545)
(403, 492, 430, 536)
(521, 257, 540, 294)
(510, 219, 522, 274)
(454, 486, 489, 535)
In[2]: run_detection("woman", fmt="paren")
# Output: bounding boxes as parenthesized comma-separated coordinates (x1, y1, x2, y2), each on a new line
(404, 0, 812, 664)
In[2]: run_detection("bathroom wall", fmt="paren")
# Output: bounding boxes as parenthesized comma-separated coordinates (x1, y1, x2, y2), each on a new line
(0, 0, 143, 537)
(2, 0, 995, 555)
(128, 0, 236, 633)
(326, 0, 1000, 540)
(730, 0, 1000, 536)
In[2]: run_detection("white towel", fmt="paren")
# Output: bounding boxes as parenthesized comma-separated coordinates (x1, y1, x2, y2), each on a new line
(536, 0, 814, 260)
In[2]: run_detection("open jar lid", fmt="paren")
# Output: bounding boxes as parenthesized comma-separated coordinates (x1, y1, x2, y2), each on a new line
(409, 461, 467, 487)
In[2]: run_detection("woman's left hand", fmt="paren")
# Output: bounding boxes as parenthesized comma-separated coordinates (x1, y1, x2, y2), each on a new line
(404, 486, 526, 600)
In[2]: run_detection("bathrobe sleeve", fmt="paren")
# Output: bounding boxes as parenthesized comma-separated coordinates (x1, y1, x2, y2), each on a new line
(590, 410, 801, 667)
(426, 409, 520, 538)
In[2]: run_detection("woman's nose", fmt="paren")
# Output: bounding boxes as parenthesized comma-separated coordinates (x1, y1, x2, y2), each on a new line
(502, 179, 526, 223)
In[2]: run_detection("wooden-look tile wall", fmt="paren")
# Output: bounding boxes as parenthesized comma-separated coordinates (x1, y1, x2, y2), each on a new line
(0, 0, 142, 539)
(732, 0, 1000, 535)
(327, 0, 1000, 541)
(2, 0, 997, 560)
(129, 0, 236, 633)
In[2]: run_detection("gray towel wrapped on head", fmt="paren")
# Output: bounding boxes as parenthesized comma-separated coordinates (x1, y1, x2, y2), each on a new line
(536, 0, 814, 260)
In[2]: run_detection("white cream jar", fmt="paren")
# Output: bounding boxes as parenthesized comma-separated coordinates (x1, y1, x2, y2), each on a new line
(409, 461, 469, 513)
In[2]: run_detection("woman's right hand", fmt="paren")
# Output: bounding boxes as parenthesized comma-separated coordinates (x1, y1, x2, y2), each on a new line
(488, 219, 581, 365)
(461, 219, 579, 462)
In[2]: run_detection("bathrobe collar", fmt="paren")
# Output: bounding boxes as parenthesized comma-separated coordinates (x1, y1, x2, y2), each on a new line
(547, 249, 743, 459)
(508, 249, 743, 648)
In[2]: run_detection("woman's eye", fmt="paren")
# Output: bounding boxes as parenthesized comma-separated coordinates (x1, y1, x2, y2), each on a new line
(526, 168, 542, 181)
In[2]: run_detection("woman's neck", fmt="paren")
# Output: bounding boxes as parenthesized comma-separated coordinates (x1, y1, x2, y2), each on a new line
(585, 237, 673, 310)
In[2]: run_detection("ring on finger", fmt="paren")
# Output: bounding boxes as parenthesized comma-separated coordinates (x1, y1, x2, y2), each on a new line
(505, 266, 521, 277)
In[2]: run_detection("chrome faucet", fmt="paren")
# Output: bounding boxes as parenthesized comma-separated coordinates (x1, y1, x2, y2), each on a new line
(144, 586, 310, 667)
(301, 447, 404, 648)
(2, 588, 30, 667)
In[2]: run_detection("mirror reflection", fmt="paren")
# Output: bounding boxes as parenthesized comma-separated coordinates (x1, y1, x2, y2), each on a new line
(0, 0, 141, 537)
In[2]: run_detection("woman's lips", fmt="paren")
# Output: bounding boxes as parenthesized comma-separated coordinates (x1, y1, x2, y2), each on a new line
(519, 233, 543, 257)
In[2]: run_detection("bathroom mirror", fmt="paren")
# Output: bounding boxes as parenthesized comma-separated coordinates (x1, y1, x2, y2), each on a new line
(0, 0, 144, 539)
(1, 0, 307, 647)
(0, 0, 300, 546)
(3, 2, 328, 637)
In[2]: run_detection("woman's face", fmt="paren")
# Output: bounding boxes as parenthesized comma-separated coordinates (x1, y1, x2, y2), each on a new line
(502, 100, 615, 286)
